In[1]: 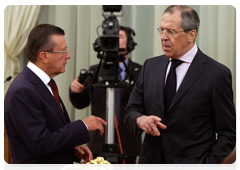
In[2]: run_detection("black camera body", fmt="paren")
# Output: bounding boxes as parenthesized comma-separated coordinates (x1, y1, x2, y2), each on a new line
(93, 5, 121, 53)
(99, 13, 119, 52)
(91, 5, 136, 88)
(92, 5, 123, 86)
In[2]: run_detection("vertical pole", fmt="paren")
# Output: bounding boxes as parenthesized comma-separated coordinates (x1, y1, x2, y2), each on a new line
(105, 87, 115, 144)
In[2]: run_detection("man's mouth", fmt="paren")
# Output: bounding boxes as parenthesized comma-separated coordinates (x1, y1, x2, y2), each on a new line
(163, 45, 171, 51)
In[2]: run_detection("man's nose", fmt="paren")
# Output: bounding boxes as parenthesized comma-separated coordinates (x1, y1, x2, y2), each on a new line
(161, 31, 169, 40)
(66, 51, 71, 59)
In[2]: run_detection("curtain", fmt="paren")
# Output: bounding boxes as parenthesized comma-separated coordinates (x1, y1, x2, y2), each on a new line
(4, 5, 42, 163)
(4, 5, 41, 95)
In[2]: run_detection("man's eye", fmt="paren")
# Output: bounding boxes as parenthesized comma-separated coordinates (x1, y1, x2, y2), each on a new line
(168, 29, 175, 34)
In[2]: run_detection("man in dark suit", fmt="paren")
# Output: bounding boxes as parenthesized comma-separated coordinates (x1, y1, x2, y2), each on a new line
(123, 5, 236, 164)
(69, 26, 142, 164)
(4, 24, 107, 164)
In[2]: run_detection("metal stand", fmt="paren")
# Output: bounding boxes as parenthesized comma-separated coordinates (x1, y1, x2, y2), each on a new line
(97, 87, 125, 164)
(91, 60, 131, 163)
(106, 88, 115, 144)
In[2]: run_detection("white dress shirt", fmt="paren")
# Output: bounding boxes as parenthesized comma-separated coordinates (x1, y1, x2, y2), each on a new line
(165, 43, 198, 91)
(27, 61, 89, 129)
(27, 61, 53, 95)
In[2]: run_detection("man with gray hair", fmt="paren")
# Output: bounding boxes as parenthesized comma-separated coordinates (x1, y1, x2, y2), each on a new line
(123, 5, 236, 164)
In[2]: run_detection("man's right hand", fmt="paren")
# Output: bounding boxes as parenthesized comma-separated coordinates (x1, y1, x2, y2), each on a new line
(136, 115, 167, 136)
(82, 115, 107, 136)
(71, 78, 84, 93)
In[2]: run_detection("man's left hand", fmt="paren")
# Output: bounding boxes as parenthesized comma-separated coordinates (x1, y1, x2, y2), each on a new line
(74, 145, 93, 164)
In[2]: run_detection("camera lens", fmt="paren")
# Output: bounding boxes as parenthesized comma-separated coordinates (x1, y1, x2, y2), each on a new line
(100, 37, 119, 51)
(103, 38, 116, 50)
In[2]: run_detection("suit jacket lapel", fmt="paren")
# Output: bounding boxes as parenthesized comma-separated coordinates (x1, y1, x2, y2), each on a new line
(158, 56, 170, 114)
(60, 97, 71, 123)
(23, 67, 68, 124)
(169, 49, 207, 110)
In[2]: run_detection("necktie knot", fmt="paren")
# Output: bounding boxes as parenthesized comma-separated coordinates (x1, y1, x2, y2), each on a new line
(171, 59, 183, 69)
(48, 79, 57, 90)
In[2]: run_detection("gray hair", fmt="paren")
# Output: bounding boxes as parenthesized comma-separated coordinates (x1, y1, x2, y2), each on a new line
(164, 5, 200, 34)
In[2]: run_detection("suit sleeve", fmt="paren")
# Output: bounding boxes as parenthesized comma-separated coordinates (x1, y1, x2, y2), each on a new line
(69, 76, 91, 109)
(69, 65, 97, 109)
(123, 60, 147, 137)
(9, 87, 90, 156)
(206, 67, 236, 163)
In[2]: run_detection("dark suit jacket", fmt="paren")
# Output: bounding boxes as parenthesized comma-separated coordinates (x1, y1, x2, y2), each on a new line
(69, 59, 142, 157)
(4, 66, 90, 164)
(123, 49, 236, 164)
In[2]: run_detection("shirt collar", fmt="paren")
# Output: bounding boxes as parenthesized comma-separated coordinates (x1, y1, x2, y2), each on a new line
(170, 43, 198, 64)
(27, 61, 51, 85)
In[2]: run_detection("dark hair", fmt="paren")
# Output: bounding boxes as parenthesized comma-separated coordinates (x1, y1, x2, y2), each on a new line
(119, 25, 137, 52)
(119, 25, 131, 40)
(27, 24, 65, 63)
(164, 5, 200, 34)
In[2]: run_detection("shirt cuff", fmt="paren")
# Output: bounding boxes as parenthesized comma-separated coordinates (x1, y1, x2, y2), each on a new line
(82, 121, 88, 130)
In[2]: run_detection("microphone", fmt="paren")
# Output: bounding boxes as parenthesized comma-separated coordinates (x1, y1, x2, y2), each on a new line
(78, 69, 88, 84)
(4, 76, 12, 83)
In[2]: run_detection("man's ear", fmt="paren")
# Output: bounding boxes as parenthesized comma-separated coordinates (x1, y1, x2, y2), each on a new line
(39, 52, 49, 63)
(188, 30, 197, 43)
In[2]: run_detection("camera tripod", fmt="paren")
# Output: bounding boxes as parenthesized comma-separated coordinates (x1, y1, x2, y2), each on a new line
(93, 85, 127, 164)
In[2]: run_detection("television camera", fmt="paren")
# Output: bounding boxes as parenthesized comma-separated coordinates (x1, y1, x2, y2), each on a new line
(78, 5, 137, 164)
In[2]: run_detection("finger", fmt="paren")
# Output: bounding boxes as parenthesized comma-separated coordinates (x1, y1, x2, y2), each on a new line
(80, 150, 85, 155)
(71, 84, 81, 93)
(156, 122, 167, 129)
(81, 159, 88, 164)
(81, 146, 93, 161)
(95, 117, 107, 136)
(97, 123, 104, 136)
(144, 125, 152, 135)
(74, 78, 81, 84)
(150, 123, 160, 136)
(80, 154, 93, 166)
(152, 116, 162, 122)
(97, 117, 107, 125)
(76, 147, 85, 155)
(82, 146, 90, 155)
(99, 128, 104, 136)
(86, 151, 93, 162)
(89, 153, 93, 161)
(148, 122, 160, 136)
